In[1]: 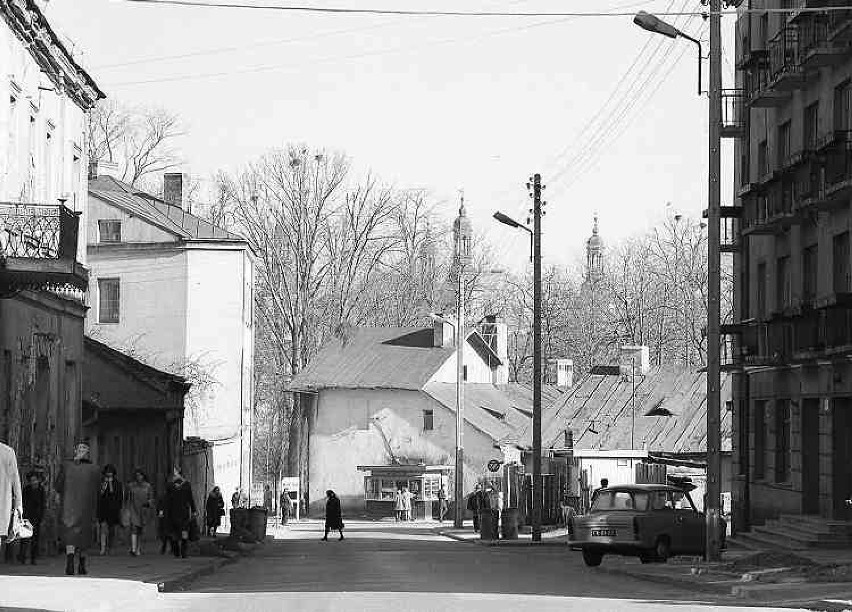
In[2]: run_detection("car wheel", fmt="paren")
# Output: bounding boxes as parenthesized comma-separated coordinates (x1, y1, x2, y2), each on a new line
(654, 537, 671, 563)
(582, 548, 603, 567)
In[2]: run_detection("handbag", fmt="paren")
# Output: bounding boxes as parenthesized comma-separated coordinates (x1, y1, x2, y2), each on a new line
(7, 509, 33, 543)
(120, 507, 132, 528)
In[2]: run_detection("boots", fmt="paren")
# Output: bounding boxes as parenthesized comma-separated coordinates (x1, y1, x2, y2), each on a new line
(65, 553, 74, 575)
(77, 556, 87, 575)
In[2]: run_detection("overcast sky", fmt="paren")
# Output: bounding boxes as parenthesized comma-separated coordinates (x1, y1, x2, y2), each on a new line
(47, 0, 736, 272)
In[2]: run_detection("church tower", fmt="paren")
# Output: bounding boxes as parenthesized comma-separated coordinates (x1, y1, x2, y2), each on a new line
(440, 195, 473, 314)
(585, 214, 604, 287)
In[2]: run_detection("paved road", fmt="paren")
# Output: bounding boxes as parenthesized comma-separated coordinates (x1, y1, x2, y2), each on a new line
(0, 521, 808, 611)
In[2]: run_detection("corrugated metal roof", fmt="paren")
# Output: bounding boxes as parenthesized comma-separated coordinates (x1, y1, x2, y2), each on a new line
(525, 365, 732, 454)
(288, 327, 454, 391)
(89, 176, 243, 241)
(496, 383, 565, 414)
(422, 382, 526, 444)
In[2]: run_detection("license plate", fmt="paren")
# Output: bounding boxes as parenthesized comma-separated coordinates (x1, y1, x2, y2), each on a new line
(591, 529, 618, 537)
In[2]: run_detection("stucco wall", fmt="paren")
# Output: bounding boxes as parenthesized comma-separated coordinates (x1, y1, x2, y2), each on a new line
(0, 24, 89, 263)
(308, 388, 504, 515)
(86, 245, 188, 367)
(429, 340, 494, 384)
(88, 196, 177, 244)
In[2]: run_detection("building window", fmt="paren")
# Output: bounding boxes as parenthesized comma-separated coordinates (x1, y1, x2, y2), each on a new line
(757, 262, 767, 319)
(776, 255, 790, 311)
(98, 278, 120, 323)
(774, 399, 791, 483)
(777, 121, 791, 166)
(423, 409, 434, 431)
(833, 231, 851, 294)
(803, 245, 818, 302)
(758, 140, 768, 178)
(98, 220, 122, 243)
(804, 102, 820, 150)
(834, 82, 851, 132)
(754, 400, 767, 479)
(463, 365, 468, 381)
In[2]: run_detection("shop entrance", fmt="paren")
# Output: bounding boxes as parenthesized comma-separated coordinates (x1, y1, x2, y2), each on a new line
(832, 397, 852, 519)
(801, 398, 820, 515)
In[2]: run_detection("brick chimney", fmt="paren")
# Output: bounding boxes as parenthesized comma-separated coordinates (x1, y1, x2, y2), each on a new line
(163, 173, 186, 209)
(620, 345, 650, 376)
(432, 318, 455, 348)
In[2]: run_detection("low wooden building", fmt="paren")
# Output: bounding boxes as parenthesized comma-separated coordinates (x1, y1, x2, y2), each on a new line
(82, 336, 189, 495)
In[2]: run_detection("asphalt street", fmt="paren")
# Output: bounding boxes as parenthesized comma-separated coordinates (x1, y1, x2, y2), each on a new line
(0, 521, 812, 611)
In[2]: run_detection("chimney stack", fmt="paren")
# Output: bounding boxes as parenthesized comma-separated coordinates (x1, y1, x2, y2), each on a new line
(163, 173, 186, 210)
(433, 318, 455, 348)
(620, 345, 650, 376)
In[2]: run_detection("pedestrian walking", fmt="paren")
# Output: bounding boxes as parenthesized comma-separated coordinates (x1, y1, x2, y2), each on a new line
(231, 487, 240, 510)
(19, 471, 45, 564)
(0, 441, 22, 561)
(263, 484, 273, 514)
(401, 486, 415, 522)
(280, 488, 290, 524)
(163, 466, 196, 558)
(205, 486, 225, 537)
(56, 441, 100, 575)
(126, 468, 154, 555)
(394, 488, 404, 522)
(156, 492, 170, 554)
(96, 464, 123, 555)
(438, 484, 449, 523)
(321, 490, 344, 541)
(559, 493, 575, 528)
(467, 484, 484, 532)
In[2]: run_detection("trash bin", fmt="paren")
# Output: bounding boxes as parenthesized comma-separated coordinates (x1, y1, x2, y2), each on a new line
(479, 510, 498, 540)
(501, 508, 519, 540)
(248, 506, 268, 541)
(230, 508, 250, 537)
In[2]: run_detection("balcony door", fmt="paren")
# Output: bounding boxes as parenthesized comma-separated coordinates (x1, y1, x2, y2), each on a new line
(834, 81, 852, 133)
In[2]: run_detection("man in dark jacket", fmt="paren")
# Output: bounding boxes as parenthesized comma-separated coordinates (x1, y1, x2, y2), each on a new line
(19, 472, 44, 564)
(467, 484, 485, 532)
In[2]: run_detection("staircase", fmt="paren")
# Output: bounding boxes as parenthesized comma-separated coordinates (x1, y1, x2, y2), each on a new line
(729, 515, 852, 551)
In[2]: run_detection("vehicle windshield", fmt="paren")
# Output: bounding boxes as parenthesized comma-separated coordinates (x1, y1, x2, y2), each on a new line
(591, 490, 649, 512)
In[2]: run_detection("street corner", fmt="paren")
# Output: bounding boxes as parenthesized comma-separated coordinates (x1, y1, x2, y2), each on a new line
(592, 556, 744, 596)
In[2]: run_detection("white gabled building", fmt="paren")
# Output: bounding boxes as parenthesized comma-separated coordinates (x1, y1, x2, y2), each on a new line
(84, 171, 254, 505)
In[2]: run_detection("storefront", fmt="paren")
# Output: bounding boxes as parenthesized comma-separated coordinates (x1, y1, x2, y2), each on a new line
(357, 464, 452, 519)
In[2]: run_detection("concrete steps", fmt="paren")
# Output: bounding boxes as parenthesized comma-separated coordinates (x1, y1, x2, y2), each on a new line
(732, 515, 852, 551)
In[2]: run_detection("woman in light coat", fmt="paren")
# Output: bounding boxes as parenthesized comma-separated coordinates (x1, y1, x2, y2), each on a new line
(394, 488, 404, 522)
(0, 442, 22, 542)
(126, 468, 154, 556)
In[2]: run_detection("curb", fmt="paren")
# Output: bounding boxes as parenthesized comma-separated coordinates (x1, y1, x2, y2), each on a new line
(436, 530, 569, 547)
(595, 564, 737, 595)
(157, 544, 260, 593)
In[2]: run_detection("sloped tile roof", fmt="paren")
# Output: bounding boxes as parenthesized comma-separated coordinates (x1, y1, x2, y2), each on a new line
(524, 364, 732, 454)
(89, 176, 243, 241)
(288, 327, 455, 391)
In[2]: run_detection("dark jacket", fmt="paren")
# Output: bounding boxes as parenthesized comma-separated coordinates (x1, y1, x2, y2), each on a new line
(325, 494, 343, 530)
(467, 490, 486, 512)
(164, 479, 196, 536)
(205, 492, 225, 528)
(22, 483, 45, 525)
(97, 479, 124, 525)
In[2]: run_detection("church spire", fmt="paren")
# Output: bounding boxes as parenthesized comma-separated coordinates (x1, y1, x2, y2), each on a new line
(585, 213, 604, 286)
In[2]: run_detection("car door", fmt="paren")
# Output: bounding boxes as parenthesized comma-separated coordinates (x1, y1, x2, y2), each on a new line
(675, 493, 705, 554)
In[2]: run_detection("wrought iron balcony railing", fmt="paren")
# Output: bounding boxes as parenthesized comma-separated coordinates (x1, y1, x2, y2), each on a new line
(0, 202, 86, 292)
(721, 89, 746, 138)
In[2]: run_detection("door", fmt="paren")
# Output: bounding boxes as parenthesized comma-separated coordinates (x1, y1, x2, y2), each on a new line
(802, 398, 820, 514)
(832, 398, 852, 519)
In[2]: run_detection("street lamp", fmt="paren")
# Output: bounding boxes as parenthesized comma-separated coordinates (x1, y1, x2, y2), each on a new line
(633, 11, 703, 96)
(493, 173, 544, 543)
(633, 5, 723, 561)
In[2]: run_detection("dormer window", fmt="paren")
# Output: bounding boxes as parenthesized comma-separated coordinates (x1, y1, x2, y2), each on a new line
(99, 220, 121, 243)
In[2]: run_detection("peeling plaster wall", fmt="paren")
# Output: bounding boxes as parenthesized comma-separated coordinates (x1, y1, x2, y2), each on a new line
(308, 388, 503, 515)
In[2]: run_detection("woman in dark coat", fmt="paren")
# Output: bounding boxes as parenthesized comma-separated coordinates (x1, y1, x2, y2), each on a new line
(96, 464, 123, 555)
(205, 486, 225, 537)
(163, 467, 196, 558)
(322, 490, 344, 541)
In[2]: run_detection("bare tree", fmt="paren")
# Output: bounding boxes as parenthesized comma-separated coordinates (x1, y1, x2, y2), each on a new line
(88, 100, 184, 187)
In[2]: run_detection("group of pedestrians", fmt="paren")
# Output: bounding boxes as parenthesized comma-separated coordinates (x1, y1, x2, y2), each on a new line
(0, 439, 226, 576)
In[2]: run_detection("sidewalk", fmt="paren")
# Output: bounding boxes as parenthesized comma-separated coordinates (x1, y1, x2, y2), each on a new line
(434, 522, 570, 546)
(0, 533, 259, 593)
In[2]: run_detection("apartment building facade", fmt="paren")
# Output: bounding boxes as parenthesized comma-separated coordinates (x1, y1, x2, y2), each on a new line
(728, 0, 852, 529)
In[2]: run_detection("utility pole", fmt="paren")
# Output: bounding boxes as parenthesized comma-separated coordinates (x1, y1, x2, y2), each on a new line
(706, 0, 723, 562)
(531, 173, 543, 542)
(454, 195, 472, 529)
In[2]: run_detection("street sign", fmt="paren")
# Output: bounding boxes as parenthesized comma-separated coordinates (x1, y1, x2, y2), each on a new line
(487, 459, 502, 473)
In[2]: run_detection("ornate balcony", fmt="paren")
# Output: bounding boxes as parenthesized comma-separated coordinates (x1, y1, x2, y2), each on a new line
(0, 203, 87, 293)
(746, 64, 790, 108)
(769, 25, 805, 91)
(799, 15, 848, 69)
